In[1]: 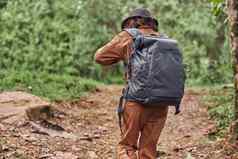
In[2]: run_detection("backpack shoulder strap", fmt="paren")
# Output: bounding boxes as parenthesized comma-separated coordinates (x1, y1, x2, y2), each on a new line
(124, 28, 144, 50)
(123, 29, 144, 81)
(124, 28, 142, 39)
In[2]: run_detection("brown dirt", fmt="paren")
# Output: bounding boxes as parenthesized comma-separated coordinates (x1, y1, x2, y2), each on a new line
(0, 86, 237, 159)
(0, 91, 49, 124)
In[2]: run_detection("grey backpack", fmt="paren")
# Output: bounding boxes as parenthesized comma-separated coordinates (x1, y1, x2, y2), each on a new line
(123, 28, 185, 114)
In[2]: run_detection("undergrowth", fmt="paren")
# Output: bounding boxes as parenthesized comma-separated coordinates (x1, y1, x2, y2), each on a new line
(0, 70, 101, 101)
(201, 85, 234, 137)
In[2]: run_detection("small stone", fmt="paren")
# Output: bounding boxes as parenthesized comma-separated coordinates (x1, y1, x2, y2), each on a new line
(1, 145, 9, 151)
(0, 123, 4, 130)
(88, 151, 98, 159)
(39, 154, 53, 159)
(72, 145, 81, 151)
(93, 134, 101, 139)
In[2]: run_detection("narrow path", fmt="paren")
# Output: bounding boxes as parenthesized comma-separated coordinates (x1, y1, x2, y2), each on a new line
(0, 85, 228, 159)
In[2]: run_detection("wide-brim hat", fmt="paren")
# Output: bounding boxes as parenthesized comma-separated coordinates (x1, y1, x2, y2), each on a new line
(121, 8, 158, 29)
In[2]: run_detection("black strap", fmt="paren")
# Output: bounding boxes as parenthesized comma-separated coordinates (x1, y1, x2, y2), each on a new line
(175, 102, 181, 115)
(117, 88, 125, 134)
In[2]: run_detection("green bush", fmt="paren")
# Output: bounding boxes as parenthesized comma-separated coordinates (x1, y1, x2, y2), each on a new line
(0, 0, 104, 77)
(0, 69, 100, 100)
(0, 0, 232, 87)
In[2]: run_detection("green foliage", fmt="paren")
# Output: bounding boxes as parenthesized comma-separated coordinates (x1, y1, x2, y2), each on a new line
(209, 0, 225, 16)
(0, 0, 79, 74)
(74, 0, 125, 78)
(187, 61, 232, 86)
(202, 86, 234, 136)
(0, 70, 100, 100)
(0, 0, 232, 88)
(144, 0, 231, 85)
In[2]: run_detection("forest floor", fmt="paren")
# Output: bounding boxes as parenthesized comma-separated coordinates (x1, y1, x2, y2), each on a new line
(0, 85, 237, 159)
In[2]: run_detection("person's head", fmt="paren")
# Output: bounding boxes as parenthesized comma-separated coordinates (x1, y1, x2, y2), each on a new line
(121, 8, 158, 31)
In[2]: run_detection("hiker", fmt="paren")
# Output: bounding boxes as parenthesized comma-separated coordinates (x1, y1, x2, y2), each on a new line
(95, 8, 185, 159)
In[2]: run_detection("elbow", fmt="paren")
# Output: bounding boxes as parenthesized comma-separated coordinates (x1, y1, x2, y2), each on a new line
(94, 53, 107, 65)
(94, 47, 118, 65)
(94, 53, 103, 64)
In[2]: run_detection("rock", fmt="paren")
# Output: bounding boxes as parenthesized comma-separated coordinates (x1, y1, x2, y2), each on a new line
(30, 122, 78, 140)
(20, 134, 37, 142)
(0, 123, 4, 130)
(79, 136, 93, 142)
(39, 154, 54, 159)
(26, 105, 54, 121)
(0, 144, 2, 152)
(26, 104, 66, 124)
(71, 145, 81, 151)
(88, 151, 98, 159)
(0, 91, 50, 124)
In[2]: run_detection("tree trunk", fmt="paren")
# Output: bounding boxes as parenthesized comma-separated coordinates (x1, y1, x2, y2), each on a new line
(228, 0, 238, 143)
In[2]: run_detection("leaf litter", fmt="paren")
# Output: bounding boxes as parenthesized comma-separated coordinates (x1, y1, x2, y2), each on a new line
(0, 86, 237, 159)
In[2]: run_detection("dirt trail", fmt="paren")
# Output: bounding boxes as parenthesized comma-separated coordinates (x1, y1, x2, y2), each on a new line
(0, 85, 233, 159)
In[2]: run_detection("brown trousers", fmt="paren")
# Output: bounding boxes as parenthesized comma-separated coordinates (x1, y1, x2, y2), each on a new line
(117, 101, 168, 159)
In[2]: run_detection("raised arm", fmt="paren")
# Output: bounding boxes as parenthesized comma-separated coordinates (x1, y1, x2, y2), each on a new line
(95, 31, 132, 65)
